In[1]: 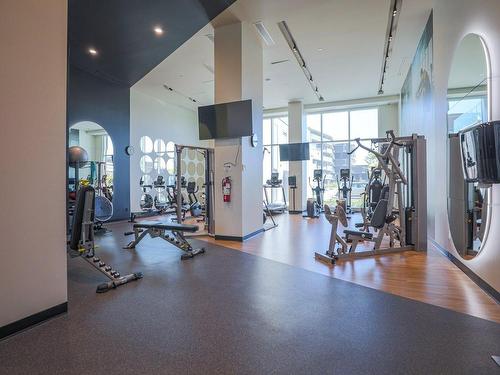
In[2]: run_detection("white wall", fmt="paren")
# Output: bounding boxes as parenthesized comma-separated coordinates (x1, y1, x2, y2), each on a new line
(0, 0, 67, 326)
(401, 0, 500, 291)
(130, 89, 212, 212)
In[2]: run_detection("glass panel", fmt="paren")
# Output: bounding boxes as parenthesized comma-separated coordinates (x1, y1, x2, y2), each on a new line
(140, 136, 153, 153)
(154, 139, 166, 155)
(263, 118, 272, 145)
(306, 114, 321, 142)
(140, 155, 153, 173)
(349, 140, 377, 208)
(306, 142, 322, 199)
(166, 141, 175, 158)
(350, 108, 378, 140)
(322, 112, 348, 141)
(276, 117, 289, 144)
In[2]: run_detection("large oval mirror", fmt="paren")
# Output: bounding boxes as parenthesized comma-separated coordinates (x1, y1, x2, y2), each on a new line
(68, 121, 114, 221)
(447, 34, 490, 259)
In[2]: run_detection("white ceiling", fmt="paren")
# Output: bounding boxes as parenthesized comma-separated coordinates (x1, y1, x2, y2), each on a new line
(134, 0, 434, 110)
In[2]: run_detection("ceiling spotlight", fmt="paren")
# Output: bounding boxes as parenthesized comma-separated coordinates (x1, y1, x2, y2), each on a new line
(378, 89, 384, 95)
(393, 10, 397, 16)
(154, 26, 164, 35)
(88, 48, 98, 56)
(389, 36, 393, 42)
(317, 48, 324, 52)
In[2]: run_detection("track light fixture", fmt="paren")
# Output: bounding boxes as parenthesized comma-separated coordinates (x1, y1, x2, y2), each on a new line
(278, 20, 325, 102)
(378, 0, 402, 95)
(163, 84, 200, 104)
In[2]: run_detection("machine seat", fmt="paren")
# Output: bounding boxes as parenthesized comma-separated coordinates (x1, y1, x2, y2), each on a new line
(344, 230, 373, 240)
(133, 221, 198, 233)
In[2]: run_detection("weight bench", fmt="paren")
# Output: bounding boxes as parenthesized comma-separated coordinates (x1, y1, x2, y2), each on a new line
(124, 221, 205, 260)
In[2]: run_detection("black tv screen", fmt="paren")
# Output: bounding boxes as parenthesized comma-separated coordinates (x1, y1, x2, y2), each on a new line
(279, 143, 310, 161)
(198, 99, 253, 140)
(459, 121, 500, 183)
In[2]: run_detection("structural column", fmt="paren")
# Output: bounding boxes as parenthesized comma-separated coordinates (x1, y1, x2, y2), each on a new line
(213, 21, 263, 240)
(288, 101, 307, 212)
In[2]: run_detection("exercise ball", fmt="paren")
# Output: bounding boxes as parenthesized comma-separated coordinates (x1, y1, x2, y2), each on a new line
(68, 146, 89, 168)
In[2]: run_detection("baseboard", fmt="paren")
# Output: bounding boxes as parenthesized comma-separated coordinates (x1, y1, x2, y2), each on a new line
(0, 302, 68, 340)
(430, 239, 500, 304)
(288, 210, 304, 214)
(215, 228, 264, 242)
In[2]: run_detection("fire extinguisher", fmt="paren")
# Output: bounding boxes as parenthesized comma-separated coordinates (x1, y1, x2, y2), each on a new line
(222, 176, 231, 203)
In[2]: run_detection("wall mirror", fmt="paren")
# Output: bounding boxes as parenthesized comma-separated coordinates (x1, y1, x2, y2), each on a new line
(447, 33, 490, 259)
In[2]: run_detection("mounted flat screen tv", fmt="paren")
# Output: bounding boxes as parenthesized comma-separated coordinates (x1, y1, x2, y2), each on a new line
(198, 99, 253, 140)
(279, 142, 310, 161)
(459, 121, 500, 183)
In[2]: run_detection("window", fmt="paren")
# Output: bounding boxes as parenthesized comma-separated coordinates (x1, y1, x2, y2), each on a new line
(263, 116, 289, 204)
(305, 108, 379, 208)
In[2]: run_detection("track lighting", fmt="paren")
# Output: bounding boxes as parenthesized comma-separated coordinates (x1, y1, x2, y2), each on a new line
(278, 20, 325, 102)
(378, 0, 401, 95)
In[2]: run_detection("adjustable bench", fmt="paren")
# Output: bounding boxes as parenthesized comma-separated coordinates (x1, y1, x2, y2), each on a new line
(124, 221, 205, 260)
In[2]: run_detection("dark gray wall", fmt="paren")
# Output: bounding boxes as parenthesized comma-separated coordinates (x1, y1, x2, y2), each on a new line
(67, 65, 130, 220)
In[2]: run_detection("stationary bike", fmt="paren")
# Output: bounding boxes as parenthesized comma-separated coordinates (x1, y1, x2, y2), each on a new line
(304, 169, 324, 218)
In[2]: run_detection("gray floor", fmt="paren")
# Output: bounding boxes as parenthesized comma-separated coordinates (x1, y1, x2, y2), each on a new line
(1, 222, 499, 374)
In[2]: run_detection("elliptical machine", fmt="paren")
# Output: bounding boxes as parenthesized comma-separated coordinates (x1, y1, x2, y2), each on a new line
(304, 169, 324, 218)
(337, 168, 353, 214)
(186, 181, 203, 217)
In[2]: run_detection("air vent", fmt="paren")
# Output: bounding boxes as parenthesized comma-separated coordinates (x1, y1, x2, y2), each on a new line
(253, 21, 275, 46)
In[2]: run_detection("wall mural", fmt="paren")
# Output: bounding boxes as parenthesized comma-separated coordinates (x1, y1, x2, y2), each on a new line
(401, 12, 433, 133)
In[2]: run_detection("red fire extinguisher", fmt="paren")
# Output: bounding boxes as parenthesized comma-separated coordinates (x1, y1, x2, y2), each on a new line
(222, 176, 231, 203)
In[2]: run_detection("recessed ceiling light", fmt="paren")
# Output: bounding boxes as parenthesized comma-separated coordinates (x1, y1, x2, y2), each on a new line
(88, 48, 98, 56)
(317, 48, 324, 52)
(265, 78, 271, 81)
(154, 26, 164, 35)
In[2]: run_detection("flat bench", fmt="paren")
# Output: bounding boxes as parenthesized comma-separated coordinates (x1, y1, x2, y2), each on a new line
(124, 221, 205, 260)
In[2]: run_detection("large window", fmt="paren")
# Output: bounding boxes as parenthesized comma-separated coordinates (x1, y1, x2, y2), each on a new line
(306, 108, 379, 208)
(263, 116, 289, 204)
(262, 108, 379, 209)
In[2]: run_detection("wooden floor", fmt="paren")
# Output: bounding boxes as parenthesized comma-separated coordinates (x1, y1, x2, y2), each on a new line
(199, 213, 500, 323)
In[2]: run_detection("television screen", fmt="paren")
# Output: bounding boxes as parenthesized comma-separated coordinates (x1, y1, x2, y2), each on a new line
(198, 100, 253, 140)
(279, 143, 310, 161)
(459, 121, 500, 183)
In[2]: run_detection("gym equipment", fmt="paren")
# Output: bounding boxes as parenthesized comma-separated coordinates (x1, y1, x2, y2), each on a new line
(337, 169, 353, 213)
(174, 144, 215, 236)
(124, 221, 205, 259)
(304, 169, 324, 218)
(186, 181, 203, 217)
(356, 167, 385, 232)
(94, 161, 113, 223)
(288, 176, 301, 214)
(315, 131, 427, 265)
(140, 177, 154, 210)
(153, 176, 169, 210)
(69, 185, 142, 293)
(314, 203, 348, 264)
(263, 172, 287, 214)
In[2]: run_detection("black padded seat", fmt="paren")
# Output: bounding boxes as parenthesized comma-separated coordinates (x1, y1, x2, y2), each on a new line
(344, 229, 373, 240)
(133, 221, 198, 233)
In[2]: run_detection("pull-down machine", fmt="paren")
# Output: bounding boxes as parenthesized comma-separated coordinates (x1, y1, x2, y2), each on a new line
(315, 131, 426, 264)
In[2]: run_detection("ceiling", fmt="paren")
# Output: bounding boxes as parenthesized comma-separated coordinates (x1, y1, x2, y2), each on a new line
(134, 0, 434, 110)
(68, 0, 236, 86)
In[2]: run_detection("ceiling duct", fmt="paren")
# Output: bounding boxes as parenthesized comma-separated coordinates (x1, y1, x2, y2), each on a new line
(253, 21, 275, 46)
(378, 0, 402, 95)
(277, 20, 324, 102)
